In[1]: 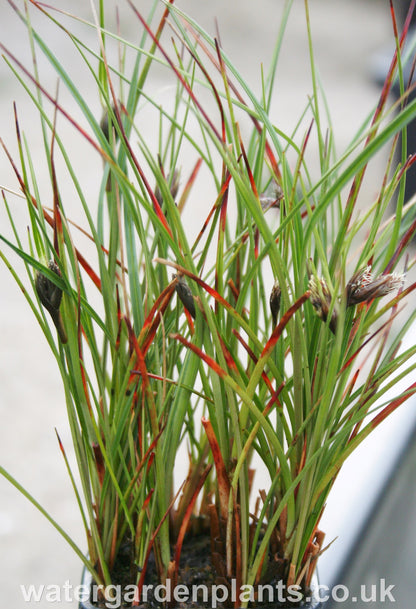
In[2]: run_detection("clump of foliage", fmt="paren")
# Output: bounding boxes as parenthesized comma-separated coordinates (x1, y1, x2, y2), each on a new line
(2, 1, 416, 607)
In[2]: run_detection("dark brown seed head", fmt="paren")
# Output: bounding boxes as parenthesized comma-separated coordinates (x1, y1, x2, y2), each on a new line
(174, 274, 196, 319)
(100, 104, 121, 142)
(35, 260, 63, 312)
(35, 260, 67, 343)
(270, 280, 281, 327)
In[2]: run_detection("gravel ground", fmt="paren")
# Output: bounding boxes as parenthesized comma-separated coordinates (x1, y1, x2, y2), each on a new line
(1, 1, 412, 608)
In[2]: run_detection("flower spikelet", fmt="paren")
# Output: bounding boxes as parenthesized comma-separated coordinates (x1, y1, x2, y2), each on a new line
(346, 267, 405, 307)
(308, 275, 337, 334)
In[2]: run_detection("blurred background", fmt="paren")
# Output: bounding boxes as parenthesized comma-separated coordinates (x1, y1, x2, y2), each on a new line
(1, 0, 415, 607)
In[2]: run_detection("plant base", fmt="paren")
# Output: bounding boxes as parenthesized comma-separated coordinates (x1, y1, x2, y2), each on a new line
(79, 537, 321, 609)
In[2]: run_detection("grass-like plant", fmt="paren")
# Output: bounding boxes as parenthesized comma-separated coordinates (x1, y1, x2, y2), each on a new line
(2, 0, 416, 607)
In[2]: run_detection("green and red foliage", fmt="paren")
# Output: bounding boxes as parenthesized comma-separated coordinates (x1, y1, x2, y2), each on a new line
(2, 1, 416, 607)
